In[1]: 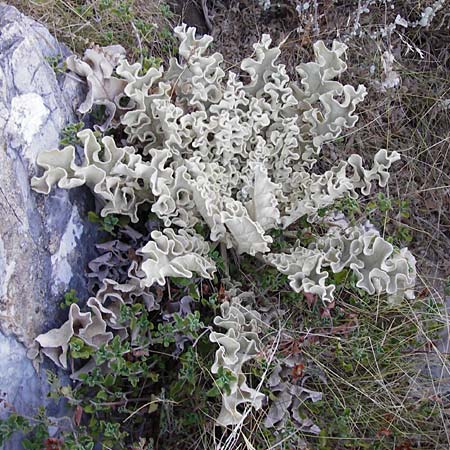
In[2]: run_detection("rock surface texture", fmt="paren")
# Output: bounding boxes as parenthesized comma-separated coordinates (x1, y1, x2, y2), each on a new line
(0, 3, 98, 428)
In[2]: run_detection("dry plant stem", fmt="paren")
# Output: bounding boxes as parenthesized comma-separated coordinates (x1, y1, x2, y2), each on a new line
(201, 0, 213, 32)
(220, 324, 283, 450)
(130, 20, 143, 65)
(220, 241, 230, 278)
(123, 398, 179, 423)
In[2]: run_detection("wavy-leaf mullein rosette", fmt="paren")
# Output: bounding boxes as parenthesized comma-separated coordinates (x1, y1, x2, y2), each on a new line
(30, 25, 416, 426)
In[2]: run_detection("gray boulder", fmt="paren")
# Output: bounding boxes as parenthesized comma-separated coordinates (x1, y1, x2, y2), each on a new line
(0, 2, 98, 432)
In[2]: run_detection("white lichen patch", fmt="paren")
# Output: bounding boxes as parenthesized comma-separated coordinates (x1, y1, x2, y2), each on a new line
(5, 93, 48, 154)
(380, 50, 401, 90)
(0, 238, 5, 299)
(50, 205, 83, 294)
(0, 68, 8, 132)
(0, 238, 16, 300)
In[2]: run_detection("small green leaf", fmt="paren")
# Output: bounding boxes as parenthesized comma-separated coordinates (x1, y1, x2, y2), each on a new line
(206, 386, 220, 398)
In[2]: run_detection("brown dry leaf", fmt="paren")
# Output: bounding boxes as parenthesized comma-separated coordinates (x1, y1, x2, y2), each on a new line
(320, 301, 336, 318)
(304, 292, 318, 308)
(291, 362, 305, 381)
(73, 405, 83, 427)
(44, 438, 62, 450)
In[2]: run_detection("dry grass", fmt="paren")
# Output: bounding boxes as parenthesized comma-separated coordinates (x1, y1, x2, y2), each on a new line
(342, 33, 450, 297)
(205, 2, 450, 448)
(208, 0, 450, 291)
(6, 0, 178, 60)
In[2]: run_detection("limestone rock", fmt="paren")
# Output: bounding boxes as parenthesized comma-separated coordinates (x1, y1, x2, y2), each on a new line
(0, 2, 98, 427)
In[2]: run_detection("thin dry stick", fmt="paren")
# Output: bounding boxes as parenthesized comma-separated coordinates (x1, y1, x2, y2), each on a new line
(220, 322, 283, 450)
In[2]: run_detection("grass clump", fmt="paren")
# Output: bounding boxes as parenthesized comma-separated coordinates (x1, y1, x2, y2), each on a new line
(2, 245, 449, 449)
(8, 0, 177, 61)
